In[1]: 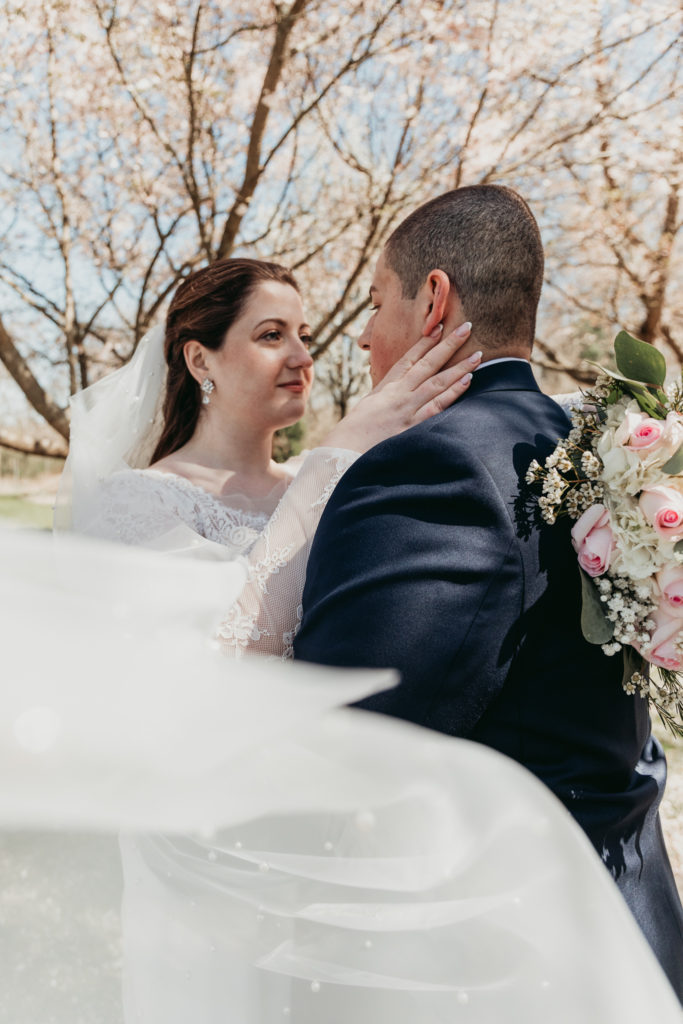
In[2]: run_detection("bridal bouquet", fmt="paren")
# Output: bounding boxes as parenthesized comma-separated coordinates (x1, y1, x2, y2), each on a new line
(527, 330, 683, 737)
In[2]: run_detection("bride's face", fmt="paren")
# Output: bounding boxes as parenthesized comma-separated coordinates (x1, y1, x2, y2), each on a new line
(205, 281, 314, 431)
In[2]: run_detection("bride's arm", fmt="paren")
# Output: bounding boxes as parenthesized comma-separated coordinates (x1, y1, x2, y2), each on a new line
(216, 446, 359, 659)
(217, 323, 479, 658)
(551, 391, 584, 415)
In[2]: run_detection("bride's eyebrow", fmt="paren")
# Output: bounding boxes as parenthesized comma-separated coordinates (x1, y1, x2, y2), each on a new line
(254, 317, 286, 328)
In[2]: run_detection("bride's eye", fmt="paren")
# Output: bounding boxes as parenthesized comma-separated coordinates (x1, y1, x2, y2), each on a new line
(300, 334, 313, 348)
(261, 330, 281, 342)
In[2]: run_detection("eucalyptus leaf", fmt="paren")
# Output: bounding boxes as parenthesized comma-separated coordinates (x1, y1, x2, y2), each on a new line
(586, 362, 666, 417)
(579, 566, 614, 645)
(662, 445, 683, 475)
(614, 330, 666, 388)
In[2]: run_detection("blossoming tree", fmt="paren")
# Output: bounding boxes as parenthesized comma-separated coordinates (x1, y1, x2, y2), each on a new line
(0, 0, 680, 452)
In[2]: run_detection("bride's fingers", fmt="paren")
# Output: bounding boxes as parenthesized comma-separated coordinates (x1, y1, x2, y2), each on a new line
(407, 350, 482, 419)
(382, 322, 473, 387)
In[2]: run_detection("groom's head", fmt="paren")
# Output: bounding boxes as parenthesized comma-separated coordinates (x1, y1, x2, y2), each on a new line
(359, 185, 544, 384)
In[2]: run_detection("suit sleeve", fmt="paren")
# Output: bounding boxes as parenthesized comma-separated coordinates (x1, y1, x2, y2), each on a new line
(293, 427, 523, 737)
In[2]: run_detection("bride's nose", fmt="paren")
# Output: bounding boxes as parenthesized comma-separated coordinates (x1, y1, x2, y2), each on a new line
(286, 336, 314, 369)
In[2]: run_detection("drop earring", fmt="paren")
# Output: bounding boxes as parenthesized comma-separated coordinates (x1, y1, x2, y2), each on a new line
(200, 377, 215, 405)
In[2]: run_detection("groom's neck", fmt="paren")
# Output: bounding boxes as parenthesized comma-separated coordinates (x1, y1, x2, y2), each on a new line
(443, 336, 532, 369)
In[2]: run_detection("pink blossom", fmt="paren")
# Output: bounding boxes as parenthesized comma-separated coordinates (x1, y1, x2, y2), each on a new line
(639, 486, 683, 542)
(656, 565, 683, 619)
(571, 504, 614, 577)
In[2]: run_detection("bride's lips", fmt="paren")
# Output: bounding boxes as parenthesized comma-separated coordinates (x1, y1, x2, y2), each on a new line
(278, 381, 306, 392)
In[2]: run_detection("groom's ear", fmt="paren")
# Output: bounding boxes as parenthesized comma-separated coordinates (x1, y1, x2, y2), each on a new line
(419, 269, 451, 336)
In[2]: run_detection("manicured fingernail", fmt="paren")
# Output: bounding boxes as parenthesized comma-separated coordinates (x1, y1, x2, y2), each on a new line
(455, 321, 472, 338)
(429, 323, 444, 338)
(461, 372, 473, 385)
(469, 350, 482, 364)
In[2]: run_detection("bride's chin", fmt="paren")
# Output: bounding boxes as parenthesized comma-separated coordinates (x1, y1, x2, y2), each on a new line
(274, 402, 308, 428)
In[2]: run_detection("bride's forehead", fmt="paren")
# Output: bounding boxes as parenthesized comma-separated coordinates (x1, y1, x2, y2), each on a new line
(241, 281, 305, 320)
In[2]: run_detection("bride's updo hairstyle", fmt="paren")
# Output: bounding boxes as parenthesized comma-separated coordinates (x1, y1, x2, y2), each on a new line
(151, 258, 300, 463)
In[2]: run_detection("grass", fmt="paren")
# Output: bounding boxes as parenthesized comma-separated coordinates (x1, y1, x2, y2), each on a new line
(0, 495, 53, 530)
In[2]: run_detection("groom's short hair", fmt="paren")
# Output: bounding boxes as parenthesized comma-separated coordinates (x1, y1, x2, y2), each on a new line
(385, 185, 544, 351)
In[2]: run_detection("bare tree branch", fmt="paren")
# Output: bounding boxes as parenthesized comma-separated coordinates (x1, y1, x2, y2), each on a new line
(216, 0, 310, 258)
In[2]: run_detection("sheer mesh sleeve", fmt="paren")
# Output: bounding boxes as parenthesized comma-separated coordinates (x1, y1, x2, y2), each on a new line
(216, 447, 358, 660)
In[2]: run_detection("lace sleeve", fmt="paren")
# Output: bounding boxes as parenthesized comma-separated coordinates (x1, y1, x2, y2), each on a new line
(75, 471, 186, 545)
(78, 471, 235, 559)
(216, 447, 359, 660)
(552, 391, 584, 415)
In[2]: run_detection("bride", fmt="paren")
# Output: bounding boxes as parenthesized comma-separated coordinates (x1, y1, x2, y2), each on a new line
(58, 257, 480, 657)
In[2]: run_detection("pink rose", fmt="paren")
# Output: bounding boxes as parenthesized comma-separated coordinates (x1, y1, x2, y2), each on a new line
(615, 410, 683, 456)
(639, 486, 683, 542)
(656, 565, 683, 619)
(571, 504, 614, 577)
(615, 410, 664, 452)
(635, 607, 683, 672)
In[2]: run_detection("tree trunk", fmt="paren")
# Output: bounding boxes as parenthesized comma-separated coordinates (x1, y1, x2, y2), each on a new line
(0, 317, 71, 441)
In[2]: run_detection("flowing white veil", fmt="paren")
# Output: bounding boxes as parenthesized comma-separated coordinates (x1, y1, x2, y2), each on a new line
(1, 526, 681, 1023)
(54, 325, 167, 533)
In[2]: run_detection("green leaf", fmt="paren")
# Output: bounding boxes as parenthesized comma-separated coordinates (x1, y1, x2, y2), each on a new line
(614, 330, 666, 388)
(579, 566, 615, 645)
(586, 362, 667, 418)
(662, 445, 683, 475)
(675, 540, 683, 562)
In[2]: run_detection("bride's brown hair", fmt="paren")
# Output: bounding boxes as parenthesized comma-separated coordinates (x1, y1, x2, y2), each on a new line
(151, 258, 300, 463)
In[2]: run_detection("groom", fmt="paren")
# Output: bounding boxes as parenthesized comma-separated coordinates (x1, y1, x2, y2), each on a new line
(294, 184, 683, 996)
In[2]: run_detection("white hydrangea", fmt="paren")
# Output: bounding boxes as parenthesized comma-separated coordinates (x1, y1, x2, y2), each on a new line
(607, 499, 665, 580)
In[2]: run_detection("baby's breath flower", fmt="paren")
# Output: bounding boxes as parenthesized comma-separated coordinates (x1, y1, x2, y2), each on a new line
(580, 451, 601, 479)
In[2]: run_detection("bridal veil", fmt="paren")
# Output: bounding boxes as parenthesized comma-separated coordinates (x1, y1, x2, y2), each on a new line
(1, 527, 681, 1022)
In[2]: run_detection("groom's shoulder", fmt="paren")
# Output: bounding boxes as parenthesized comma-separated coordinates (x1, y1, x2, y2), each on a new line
(341, 381, 570, 495)
(380, 381, 568, 454)
(444, 379, 571, 436)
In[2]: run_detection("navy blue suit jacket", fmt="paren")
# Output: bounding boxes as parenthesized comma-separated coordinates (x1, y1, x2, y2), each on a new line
(295, 360, 683, 996)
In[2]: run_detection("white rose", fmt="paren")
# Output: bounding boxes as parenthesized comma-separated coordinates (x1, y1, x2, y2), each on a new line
(597, 429, 642, 495)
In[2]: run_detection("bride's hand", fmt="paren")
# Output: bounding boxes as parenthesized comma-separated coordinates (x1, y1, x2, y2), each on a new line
(322, 322, 479, 454)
